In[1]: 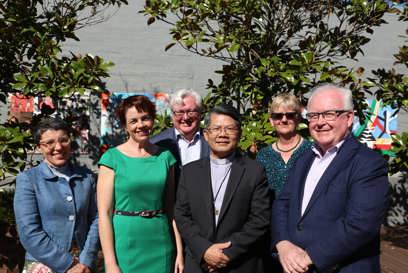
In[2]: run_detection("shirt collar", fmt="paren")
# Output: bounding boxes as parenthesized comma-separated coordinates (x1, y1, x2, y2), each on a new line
(174, 128, 201, 142)
(41, 161, 82, 180)
(312, 139, 345, 158)
(48, 164, 72, 177)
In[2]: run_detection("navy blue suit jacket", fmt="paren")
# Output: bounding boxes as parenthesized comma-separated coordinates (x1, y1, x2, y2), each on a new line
(272, 135, 389, 273)
(150, 127, 210, 183)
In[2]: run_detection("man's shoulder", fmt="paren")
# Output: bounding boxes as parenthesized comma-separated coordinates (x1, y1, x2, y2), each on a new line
(183, 157, 208, 170)
(235, 153, 266, 171)
(345, 135, 386, 163)
(356, 145, 387, 168)
(150, 128, 176, 143)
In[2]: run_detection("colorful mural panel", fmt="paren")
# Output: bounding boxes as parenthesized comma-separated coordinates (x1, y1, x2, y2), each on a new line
(8, 93, 34, 123)
(353, 99, 398, 155)
(8, 92, 91, 154)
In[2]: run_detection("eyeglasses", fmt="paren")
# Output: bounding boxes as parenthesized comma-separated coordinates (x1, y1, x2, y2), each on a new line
(306, 110, 350, 122)
(270, 112, 298, 120)
(206, 126, 239, 135)
(39, 136, 71, 149)
(172, 110, 200, 118)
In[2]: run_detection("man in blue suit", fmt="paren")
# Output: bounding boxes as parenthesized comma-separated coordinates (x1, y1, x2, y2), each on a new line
(151, 89, 210, 182)
(272, 84, 389, 273)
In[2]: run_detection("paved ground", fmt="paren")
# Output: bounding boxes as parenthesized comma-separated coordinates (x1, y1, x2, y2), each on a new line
(381, 241, 408, 273)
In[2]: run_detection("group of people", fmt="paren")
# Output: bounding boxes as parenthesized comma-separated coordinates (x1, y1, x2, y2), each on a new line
(13, 84, 389, 273)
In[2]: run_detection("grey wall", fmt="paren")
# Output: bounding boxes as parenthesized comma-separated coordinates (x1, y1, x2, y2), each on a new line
(63, 2, 222, 95)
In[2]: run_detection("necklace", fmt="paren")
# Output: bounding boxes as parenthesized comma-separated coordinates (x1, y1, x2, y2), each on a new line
(275, 135, 301, 153)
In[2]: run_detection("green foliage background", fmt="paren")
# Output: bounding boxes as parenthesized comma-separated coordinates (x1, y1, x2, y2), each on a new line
(142, 0, 408, 174)
(0, 0, 128, 178)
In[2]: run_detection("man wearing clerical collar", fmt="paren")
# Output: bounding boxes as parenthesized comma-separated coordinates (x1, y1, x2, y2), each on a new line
(175, 104, 271, 273)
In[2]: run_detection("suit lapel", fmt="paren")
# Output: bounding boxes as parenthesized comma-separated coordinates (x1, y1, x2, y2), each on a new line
(199, 128, 210, 158)
(217, 154, 245, 225)
(300, 136, 361, 219)
(169, 129, 182, 163)
(198, 158, 216, 228)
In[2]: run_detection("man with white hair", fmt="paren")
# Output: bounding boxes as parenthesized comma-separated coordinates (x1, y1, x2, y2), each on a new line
(272, 84, 389, 273)
(151, 89, 210, 182)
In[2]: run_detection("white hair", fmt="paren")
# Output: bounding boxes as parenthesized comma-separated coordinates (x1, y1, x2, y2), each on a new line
(169, 88, 202, 110)
(307, 84, 354, 111)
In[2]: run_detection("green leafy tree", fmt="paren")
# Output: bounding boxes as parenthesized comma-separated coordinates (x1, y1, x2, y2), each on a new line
(143, 0, 406, 153)
(142, 0, 394, 149)
(0, 0, 128, 179)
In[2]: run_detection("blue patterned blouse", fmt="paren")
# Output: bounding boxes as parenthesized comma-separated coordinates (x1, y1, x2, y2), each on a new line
(256, 139, 312, 195)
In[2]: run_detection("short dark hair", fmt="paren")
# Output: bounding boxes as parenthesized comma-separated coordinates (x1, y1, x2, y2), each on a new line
(116, 95, 156, 127)
(33, 117, 71, 144)
(204, 104, 241, 129)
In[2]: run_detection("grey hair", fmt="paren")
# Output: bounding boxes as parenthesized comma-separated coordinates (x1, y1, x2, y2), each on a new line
(307, 84, 354, 111)
(169, 88, 202, 110)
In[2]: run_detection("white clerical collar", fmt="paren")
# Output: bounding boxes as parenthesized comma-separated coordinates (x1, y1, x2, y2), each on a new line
(210, 152, 235, 165)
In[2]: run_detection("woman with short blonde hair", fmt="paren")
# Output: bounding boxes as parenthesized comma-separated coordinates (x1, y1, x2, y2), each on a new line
(257, 93, 312, 196)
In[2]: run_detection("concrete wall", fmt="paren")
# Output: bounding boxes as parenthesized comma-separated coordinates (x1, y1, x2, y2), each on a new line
(63, 2, 407, 125)
(63, 2, 222, 95)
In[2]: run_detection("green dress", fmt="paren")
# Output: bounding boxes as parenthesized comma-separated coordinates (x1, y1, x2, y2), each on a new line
(99, 147, 176, 273)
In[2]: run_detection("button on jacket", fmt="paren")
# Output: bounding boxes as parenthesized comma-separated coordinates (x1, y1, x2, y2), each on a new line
(14, 161, 99, 273)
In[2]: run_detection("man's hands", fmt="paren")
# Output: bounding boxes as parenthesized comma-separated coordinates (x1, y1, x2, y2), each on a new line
(202, 241, 231, 271)
(276, 240, 312, 273)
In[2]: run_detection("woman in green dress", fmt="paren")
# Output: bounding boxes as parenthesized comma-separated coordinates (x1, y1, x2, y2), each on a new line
(97, 95, 184, 273)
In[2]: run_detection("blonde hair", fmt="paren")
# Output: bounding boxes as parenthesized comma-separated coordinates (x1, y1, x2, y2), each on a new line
(268, 93, 302, 114)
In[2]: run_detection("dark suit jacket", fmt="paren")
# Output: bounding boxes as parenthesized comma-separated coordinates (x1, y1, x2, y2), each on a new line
(150, 127, 210, 183)
(272, 135, 390, 273)
(175, 153, 271, 273)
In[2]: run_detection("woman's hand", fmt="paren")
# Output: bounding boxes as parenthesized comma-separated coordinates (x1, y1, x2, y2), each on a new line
(174, 253, 184, 273)
(66, 262, 90, 273)
(104, 264, 122, 273)
(172, 220, 184, 273)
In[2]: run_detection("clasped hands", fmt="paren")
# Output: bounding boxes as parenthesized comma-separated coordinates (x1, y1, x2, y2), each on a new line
(202, 241, 231, 272)
(276, 240, 312, 273)
(67, 265, 90, 273)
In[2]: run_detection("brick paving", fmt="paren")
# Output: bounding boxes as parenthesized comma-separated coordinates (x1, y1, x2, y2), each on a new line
(381, 240, 408, 273)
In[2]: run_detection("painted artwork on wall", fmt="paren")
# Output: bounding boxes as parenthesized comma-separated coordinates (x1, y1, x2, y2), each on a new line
(353, 99, 398, 156)
(8, 92, 91, 154)
(8, 93, 35, 123)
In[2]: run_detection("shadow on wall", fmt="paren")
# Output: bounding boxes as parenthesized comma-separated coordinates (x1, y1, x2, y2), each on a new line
(387, 172, 408, 227)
